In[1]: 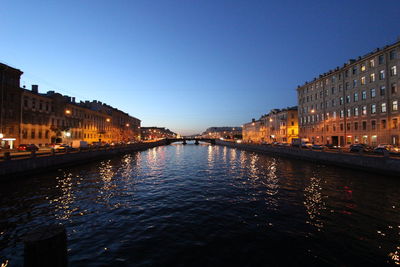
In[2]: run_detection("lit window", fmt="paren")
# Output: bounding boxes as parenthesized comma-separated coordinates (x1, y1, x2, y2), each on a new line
(361, 64, 366, 72)
(379, 70, 385, 80)
(362, 106, 367, 115)
(361, 76, 365, 85)
(340, 97, 344, 105)
(370, 73, 375, 82)
(362, 91, 367, 100)
(369, 59, 375, 67)
(354, 92, 358, 102)
(340, 110, 344, 118)
(370, 88, 376, 98)
(390, 66, 397, 76)
(393, 100, 398, 111)
(354, 107, 359, 116)
(347, 109, 351, 117)
(371, 104, 376, 114)
(381, 103, 387, 113)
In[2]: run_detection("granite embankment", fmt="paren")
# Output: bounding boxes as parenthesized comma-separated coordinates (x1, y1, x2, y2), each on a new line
(0, 140, 166, 180)
(216, 140, 400, 176)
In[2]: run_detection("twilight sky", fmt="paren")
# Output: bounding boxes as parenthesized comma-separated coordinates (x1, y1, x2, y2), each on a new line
(1, 0, 399, 135)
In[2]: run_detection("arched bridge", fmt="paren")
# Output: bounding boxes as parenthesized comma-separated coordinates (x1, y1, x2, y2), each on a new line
(166, 138, 216, 145)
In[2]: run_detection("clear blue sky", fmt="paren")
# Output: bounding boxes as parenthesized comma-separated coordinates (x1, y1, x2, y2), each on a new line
(1, 0, 399, 135)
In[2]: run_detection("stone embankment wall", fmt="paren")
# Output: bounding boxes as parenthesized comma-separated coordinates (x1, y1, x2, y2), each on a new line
(0, 141, 166, 180)
(216, 140, 400, 176)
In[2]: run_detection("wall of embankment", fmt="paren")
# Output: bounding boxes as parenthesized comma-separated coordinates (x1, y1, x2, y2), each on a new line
(216, 140, 400, 176)
(0, 140, 167, 180)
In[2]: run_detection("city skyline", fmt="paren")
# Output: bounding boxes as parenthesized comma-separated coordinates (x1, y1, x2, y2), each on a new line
(2, 0, 400, 135)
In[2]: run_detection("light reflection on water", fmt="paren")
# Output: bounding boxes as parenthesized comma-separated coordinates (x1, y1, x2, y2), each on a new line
(0, 143, 400, 266)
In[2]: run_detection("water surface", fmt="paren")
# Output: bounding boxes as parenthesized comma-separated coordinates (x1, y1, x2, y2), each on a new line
(1, 143, 399, 266)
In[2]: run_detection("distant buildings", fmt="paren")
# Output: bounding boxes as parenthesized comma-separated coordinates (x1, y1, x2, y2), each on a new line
(297, 40, 399, 146)
(242, 107, 299, 143)
(141, 127, 177, 140)
(0, 62, 140, 148)
(201, 127, 242, 139)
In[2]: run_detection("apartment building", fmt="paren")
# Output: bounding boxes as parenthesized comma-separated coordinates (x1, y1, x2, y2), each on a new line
(0, 62, 141, 148)
(242, 107, 299, 144)
(141, 127, 177, 140)
(201, 127, 242, 139)
(297, 41, 399, 146)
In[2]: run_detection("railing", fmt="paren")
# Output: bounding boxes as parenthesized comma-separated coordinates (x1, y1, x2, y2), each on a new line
(0, 143, 146, 161)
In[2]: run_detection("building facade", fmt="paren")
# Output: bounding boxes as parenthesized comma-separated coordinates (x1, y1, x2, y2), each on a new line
(242, 107, 299, 144)
(141, 127, 177, 140)
(201, 127, 242, 139)
(297, 41, 399, 146)
(0, 62, 141, 148)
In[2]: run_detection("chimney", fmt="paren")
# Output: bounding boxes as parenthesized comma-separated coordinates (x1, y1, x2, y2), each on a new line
(31, 85, 38, 93)
(72, 97, 75, 103)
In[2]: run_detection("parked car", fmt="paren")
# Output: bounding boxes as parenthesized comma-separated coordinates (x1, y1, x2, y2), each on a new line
(71, 140, 88, 149)
(349, 144, 370, 153)
(17, 144, 39, 152)
(311, 144, 324, 150)
(53, 144, 71, 151)
(373, 147, 389, 154)
(301, 143, 313, 149)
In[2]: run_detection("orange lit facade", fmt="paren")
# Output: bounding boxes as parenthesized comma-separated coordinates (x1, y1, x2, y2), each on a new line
(0, 62, 141, 148)
(243, 107, 299, 143)
(298, 41, 399, 146)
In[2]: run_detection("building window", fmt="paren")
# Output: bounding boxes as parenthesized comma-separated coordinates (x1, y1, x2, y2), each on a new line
(331, 87, 335, 94)
(340, 97, 344, 105)
(371, 104, 376, 114)
(390, 50, 397, 60)
(354, 122, 358, 130)
(331, 99, 335, 107)
(353, 79, 357, 88)
(381, 119, 387, 129)
(381, 102, 387, 113)
(346, 95, 350, 103)
(379, 70, 385, 80)
(362, 106, 367, 115)
(353, 67, 357, 75)
(392, 83, 398, 94)
(340, 123, 344, 131)
(31, 130, 35, 139)
(370, 88, 376, 98)
(369, 59, 375, 67)
(371, 120, 376, 130)
(362, 91, 367, 100)
(340, 110, 344, 118)
(370, 73, 375, 82)
(339, 84, 342, 92)
(361, 76, 366, 85)
(345, 82, 349, 90)
(393, 118, 398, 129)
(379, 55, 384, 64)
(390, 66, 397, 76)
(354, 92, 358, 102)
(380, 86, 386, 96)
(333, 111, 337, 118)
(393, 100, 398, 111)
(361, 64, 366, 72)
(347, 109, 351, 117)
(354, 107, 359, 116)
(347, 123, 351, 131)
(362, 121, 367, 130)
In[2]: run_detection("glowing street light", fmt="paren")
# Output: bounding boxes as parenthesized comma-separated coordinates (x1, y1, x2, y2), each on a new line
(310, 109, 315, 113)
(65, 109, 71, 115)
(0, 133, 3, 139)
(126, 123, 130, 127)
(106, 118, 111, 122)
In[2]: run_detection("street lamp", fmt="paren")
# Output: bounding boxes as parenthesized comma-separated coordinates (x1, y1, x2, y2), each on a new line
(106, 118, 111, 122)
(65, 109, 71, 115)
(126, 123, 130, 127)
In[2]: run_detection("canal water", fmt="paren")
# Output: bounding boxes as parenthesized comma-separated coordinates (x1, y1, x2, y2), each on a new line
(1, 143, 400, 266)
